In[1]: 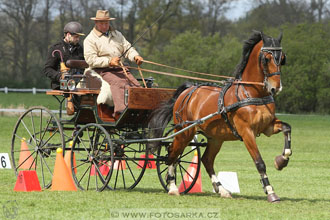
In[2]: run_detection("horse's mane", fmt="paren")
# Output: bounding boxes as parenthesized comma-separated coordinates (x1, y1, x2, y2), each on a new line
(233, 31, 262, 79)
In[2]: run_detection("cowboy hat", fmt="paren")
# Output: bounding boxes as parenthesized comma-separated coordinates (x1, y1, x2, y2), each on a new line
(90, 10, 116, 21)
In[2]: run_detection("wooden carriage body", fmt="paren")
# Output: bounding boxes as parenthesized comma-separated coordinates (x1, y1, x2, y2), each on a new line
(46, 87, 175, 128)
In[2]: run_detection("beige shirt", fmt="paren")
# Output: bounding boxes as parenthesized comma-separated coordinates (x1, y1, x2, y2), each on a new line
(84, 27, 139, 68)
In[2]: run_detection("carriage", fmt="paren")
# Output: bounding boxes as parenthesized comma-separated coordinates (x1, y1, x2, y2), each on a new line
(11, 31, 292, 202)
(10, 64, 206, 193)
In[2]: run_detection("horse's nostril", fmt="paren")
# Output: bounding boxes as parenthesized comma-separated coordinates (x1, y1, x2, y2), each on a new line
(271, 88, 276, 95)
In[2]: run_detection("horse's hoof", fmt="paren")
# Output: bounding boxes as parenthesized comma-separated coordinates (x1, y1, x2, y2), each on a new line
(274, 155, 289, 171)
(267, 193, 280, 203)
(168, 190, 180, 196)
(221, 192, 232, 199)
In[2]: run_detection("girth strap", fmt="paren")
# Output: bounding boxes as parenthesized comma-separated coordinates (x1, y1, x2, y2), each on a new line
(225, 95, 274, 113)
(218, 81, 275, 141)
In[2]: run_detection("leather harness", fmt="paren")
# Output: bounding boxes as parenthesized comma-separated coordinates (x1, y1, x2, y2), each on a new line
(217, 80, 274, 141)
(174, 81, 275, 141)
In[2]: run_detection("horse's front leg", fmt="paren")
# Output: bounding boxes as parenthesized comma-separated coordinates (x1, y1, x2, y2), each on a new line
(242, 130, 280, 203)
(265, 118, 292, 170)
(275, 121, 292, 170)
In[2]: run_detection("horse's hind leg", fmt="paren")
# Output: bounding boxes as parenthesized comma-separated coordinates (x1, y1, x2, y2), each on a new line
(201, 139, 232, 198)
(166, 130, 195, 196)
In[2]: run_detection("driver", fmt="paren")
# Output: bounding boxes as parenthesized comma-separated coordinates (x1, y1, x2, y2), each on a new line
(84, 10, 143, 116)
(43, 21, 85, 90)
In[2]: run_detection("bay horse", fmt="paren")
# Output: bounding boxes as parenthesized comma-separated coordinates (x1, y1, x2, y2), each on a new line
(148, 31, 291, 203)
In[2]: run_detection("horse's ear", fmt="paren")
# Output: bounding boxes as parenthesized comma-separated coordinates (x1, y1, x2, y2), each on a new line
(260, 31, 265, 42)
(278, 32, 283, 43)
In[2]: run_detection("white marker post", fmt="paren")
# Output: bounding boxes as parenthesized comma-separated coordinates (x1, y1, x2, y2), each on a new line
(217, 171, 240, 193)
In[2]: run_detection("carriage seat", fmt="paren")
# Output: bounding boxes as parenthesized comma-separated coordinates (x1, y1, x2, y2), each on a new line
(66, 59, 114, 107)
(66, 60, 89, 69)
(84, 69, 114, 106)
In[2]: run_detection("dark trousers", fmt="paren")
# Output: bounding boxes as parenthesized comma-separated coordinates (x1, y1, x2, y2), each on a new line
(98, 68, 141, 113)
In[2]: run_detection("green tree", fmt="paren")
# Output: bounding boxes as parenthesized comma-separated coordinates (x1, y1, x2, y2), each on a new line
(145, 30, 241, 87)
(274, 23, 330, 113)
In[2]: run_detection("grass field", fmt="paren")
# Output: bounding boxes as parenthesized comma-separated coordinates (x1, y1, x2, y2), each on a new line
(1, 98, 330, 219)
(0, 93, 59, 110)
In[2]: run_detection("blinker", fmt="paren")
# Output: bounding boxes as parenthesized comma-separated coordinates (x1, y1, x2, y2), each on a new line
(260, 47, 284, 66)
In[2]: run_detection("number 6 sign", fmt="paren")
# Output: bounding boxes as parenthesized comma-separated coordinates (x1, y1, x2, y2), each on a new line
(0, 153, 12, 169)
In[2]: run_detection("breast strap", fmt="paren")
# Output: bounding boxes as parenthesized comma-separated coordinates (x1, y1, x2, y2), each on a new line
(218, 81, 274, 141)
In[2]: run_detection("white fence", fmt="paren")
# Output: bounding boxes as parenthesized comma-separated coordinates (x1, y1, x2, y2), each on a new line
(0, 87, 50, 94)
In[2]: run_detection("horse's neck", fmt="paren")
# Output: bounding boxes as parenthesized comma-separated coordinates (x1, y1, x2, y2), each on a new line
(240, 41, 268, 96)
(241, 41, 263, 82)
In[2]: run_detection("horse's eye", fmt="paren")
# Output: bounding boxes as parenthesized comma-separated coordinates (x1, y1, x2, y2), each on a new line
(264, 57, 269, 63)
(281, 54, 286, 65)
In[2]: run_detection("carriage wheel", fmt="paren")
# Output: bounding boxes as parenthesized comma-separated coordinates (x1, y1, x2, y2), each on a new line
(70, 123, 114, 191)
(106, 140, 149, 190)
(156, 137, 201, 194)
(11, 106, 65, 189)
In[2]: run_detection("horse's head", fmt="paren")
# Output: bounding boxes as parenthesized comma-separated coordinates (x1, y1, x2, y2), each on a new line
(259, 32, 286, 96)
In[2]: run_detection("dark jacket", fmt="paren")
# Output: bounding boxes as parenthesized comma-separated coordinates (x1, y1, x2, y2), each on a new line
(43, 39, 84, 89)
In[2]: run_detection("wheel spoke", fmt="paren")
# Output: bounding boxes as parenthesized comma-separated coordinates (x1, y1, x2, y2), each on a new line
(93, 160, 106, 184)
(159, 166, 168, 175)
(40, 152, 46, 188)
(39, 117, 54, 146)
(30, 112, 37, 146)
(179, 164, 187, 191)
(78, 164, 91, 185)
(114, 166, 120, 189)
(39, 109, 43, 143)
(124, 159, 137, 182)
(12, 107, 64, 189)
(71, 124, 113, 191)
(179, 148, 195, 159)
(20, 119, 37, 145)
(39, 152, 54, 177)
(38, 129, 59, 149)
(16, 151, 36, 169)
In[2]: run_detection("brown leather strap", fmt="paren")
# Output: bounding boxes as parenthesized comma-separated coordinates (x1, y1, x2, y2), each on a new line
(93, 67, 124, 73)
(127, 66, 226, 84)
(143, 59, 234, 79)
(140, 60, 264, 86)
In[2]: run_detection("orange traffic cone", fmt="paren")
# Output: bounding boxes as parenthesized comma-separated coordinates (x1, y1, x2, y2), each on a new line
(137, 154, 156, 169)
(51, 148, 77, 191)
(64, 141, 77, 176)
(18, 138, 36, 169)
(14, 170, 41, 192)
(90, 161, 110, 176)
(113, 159, 126, 170)
(113, 145, 126, 170)
(178, 151, 202, 193)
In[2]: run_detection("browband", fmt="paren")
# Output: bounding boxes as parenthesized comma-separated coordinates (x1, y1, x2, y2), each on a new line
(261, 47, 282, 51)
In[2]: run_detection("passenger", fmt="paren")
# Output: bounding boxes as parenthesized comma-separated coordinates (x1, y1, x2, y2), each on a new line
(43, 21, 85, 90)
(84, 10, 143, 115)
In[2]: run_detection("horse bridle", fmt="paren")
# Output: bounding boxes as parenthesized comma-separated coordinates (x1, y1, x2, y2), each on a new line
(259, 46, 285, 77)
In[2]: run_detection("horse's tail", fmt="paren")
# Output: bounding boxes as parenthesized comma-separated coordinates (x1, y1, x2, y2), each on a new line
(148, 82, 193, 152)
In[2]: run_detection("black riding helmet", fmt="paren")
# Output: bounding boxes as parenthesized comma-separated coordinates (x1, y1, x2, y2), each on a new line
(64, 22, 85, 36)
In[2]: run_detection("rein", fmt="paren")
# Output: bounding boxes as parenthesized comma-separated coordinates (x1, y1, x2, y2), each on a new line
(126, 60, 265, 86)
